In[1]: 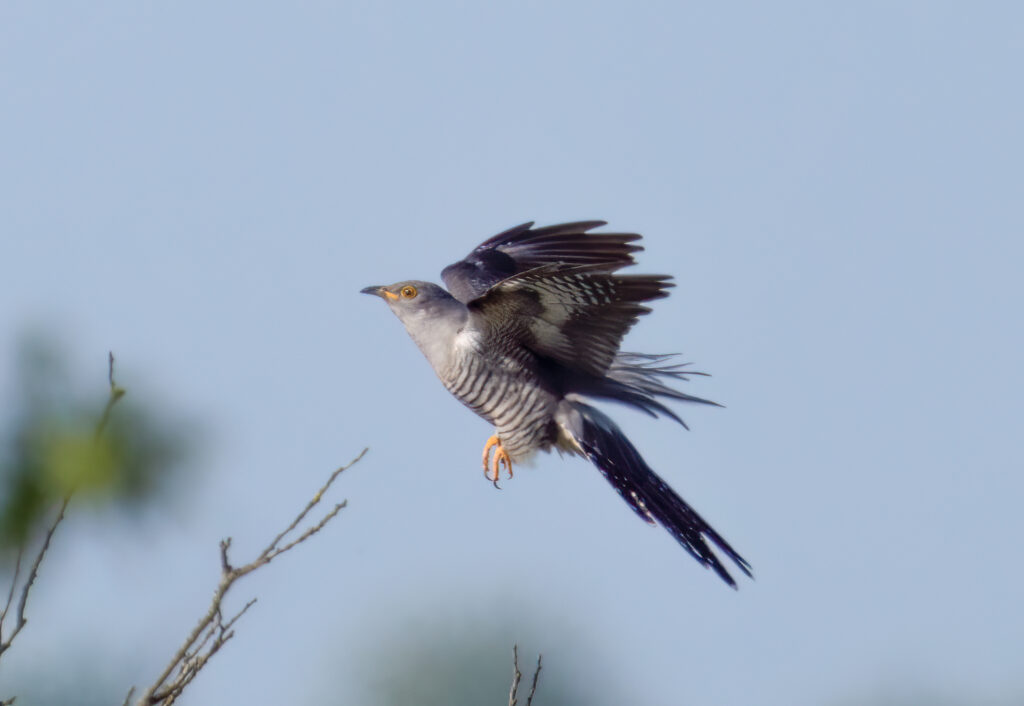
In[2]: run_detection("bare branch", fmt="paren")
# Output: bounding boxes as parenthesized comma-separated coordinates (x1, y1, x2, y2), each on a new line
(246, 501, 346, 573)
(0, 549, 23, 636)
(509, 644, 523, 706)
(0, 353, 364, 706)
(0, 498, 70, 655)
(509, 644, 543, 706)
(17, 498, 70, 625)
(132, 448, 367, 706)
(526, 652, 542, 706)
(219, 538, 232, 573)
(258, 448, 366, 560)
(95, 351, 126, 440)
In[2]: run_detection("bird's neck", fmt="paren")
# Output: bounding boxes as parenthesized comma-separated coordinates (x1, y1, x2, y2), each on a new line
(405, 304, 469, 375)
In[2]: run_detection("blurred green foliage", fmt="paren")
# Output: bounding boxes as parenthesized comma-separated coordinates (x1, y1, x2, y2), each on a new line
(1, 336, 189, 551)
(337, 605, 623, 706)
(360, 638, 597, 706)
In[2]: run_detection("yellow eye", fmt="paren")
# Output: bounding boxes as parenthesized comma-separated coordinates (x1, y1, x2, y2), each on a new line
(400, 285, 418, 299)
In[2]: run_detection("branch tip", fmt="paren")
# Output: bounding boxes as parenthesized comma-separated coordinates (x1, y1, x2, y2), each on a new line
(509, 644, 542, 706)
(134, 451, 365, 705)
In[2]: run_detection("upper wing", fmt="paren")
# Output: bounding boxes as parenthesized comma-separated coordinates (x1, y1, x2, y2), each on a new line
(441, 221, 644, 304)
(468, 264, 672, 378)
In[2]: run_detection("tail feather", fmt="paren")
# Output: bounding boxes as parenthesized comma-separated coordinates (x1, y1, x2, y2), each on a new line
(580, 352, 720, 429)
(560, 399, 752, 588)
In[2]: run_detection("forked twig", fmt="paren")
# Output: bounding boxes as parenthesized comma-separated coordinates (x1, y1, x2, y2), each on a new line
(509, 644, 543, 706)
(133, 448, 367, 705)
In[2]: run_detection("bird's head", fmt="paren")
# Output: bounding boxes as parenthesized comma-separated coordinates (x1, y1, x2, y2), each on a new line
(361, 280, 467, 368)
(360, 280, 464, 333)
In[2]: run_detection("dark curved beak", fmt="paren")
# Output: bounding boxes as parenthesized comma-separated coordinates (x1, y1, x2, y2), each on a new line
(360, 285, 385, 298)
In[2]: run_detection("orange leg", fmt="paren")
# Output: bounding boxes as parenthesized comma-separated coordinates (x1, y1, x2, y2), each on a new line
(481, 434, 514, 486)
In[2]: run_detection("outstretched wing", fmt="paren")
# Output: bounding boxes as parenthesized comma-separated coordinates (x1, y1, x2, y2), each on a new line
(441, 221, 644, 304)
(467, 264, 672, 378)
(561, 399, 752, 588)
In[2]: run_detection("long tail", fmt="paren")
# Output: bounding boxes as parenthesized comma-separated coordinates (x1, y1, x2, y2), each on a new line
(558, 398, 752, 588)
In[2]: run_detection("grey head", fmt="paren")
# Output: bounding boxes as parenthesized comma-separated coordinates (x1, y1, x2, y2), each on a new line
(360, 280, 469, 371)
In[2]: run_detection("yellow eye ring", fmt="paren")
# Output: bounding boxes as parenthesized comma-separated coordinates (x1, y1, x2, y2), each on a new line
(400, 285, 418, 299)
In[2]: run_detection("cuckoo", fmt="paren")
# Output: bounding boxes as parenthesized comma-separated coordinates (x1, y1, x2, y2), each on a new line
(361, 221, 751, 587)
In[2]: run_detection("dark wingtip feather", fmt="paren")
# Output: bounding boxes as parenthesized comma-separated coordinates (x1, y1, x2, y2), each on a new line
(528, 219, 609, 234)
(480, 222, 535, 246)
(444, 221, 649, 303)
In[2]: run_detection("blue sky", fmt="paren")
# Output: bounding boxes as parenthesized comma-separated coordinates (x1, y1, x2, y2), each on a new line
(1, 3, 1022, 705)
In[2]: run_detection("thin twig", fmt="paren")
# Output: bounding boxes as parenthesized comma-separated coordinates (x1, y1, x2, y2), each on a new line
(526, 653, 542, 706)
(259, 448, 366, 559)
(133, 448, 366, 705)
(251, 502, 346, 570)
(10, 498, 69, 640)
(95, 351, 126, 440)
(139, 557, 237, 702)
(509, 644, 523, 706)
(222, 597, 257, 631)
(0, 549, 23, 636)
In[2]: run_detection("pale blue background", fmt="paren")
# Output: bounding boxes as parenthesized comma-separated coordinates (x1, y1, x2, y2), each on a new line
(2, 2, 1022, 705)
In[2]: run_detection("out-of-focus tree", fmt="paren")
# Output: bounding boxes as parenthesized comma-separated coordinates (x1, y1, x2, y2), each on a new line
(331, 606, 622, 706)
(1, 336, 188, 551)
(0, 335, 361, 706)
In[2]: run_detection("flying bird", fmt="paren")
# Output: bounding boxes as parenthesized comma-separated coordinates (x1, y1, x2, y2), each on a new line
(361, 221, 751, 587)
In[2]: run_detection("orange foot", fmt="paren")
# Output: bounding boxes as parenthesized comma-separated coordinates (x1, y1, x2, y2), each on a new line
(481, 434, 514, 487)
